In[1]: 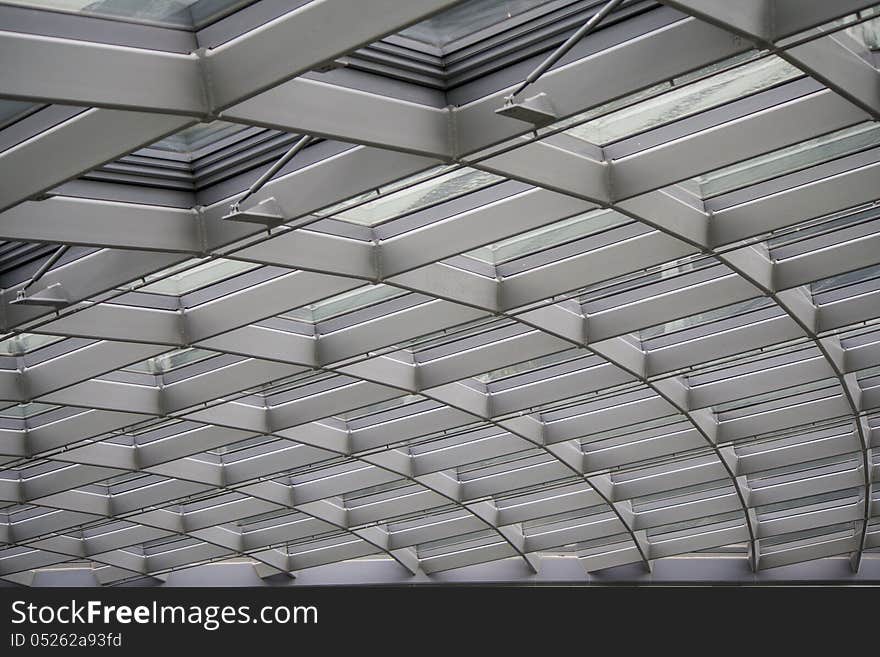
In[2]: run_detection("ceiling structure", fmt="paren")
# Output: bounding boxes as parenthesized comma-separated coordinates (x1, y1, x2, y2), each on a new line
(0, 0, 879, 586)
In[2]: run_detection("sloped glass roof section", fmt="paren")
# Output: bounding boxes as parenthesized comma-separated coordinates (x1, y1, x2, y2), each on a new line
(139, 258, 260, 295)
(150, 121, 247, 154)
(319, 167, 503, 226)
(283, 284, 406, 323)
(466, 208, 628, 263)
(400, 0, 556, 46)
(0, 333, 62, 356)
(125, 347, 215, 373)
(0, 0, 879, 588)
(2, 0, 255, 28)
(693, 122, 880, 199)
(848, 15, 880, 48)
(0, 100, 35, 128)
(565, 55, 802, 146)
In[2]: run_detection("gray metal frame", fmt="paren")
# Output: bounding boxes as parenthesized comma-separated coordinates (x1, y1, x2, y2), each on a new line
(0, 0, 878, 586)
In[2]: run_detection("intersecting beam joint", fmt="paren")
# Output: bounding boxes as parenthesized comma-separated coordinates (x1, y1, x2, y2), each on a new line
(194, 47, 220, 122)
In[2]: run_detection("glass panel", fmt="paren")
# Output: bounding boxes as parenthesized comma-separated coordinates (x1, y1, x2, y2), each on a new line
(693, 122, 880, 198)
(186, 0, 255, 28)
(139, 258, 260, 295)
(0, 402, 57, 418)
(466, 208, 628, 263)
(640, 297, 770, 340)
(555, 52, 757, 134)
(125, 347, 214, 374)
(778, 5, 880, 48)
(767, 205, 877, 254)
(644, 513, 743, 540)
(757, 491, 857, 518)
(457, 451, 548, 479)
(316, 166, 448, 219)
(564, 55, 801, 146)
(2, 0, 255, 28)
(577, 253, 714, 306)
(713, 380, 836, 414)
(320, 167, 502, 227)
(846, 15, 880, 49)
(810, 263, 880, 294)
(282, 284, 405, 323)
(407, 317, 508, 354)
(337, 394, 423, 421)
(578, 416, 689, 447)
(856, 364, 880, 387)
(747, 456, 858, 488)
(149, 121, 247, 154)
(475, 348, 579, 383)
(213, 435, 278, 456)
(399, 0, 553, 47)
(0, 100, 35, 129)
(257, 370, 335, 400)
(0, 333, 63, 356)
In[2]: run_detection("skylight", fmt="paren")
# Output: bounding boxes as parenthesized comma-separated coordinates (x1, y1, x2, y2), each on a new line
(150, 121, 247, 154)
(320, 168, 503, 227)
(399, 0, 556, 47)
(139, 258, 260, 296)
(2, 0, 256, 28)
(565, 55, 801, 146)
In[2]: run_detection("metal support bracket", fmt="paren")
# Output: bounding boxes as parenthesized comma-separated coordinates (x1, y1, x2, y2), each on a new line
(11, 283, 70, 309)
(495, 92, 559, 127)
(222, 197, 285, 227)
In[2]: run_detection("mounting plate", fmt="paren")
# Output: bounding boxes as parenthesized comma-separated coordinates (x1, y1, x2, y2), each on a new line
(11, 283, 70, 308)
(222, 197, 285, 227)
(495, 92, 558, 127)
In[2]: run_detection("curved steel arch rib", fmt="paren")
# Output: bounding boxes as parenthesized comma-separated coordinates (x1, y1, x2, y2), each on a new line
(474, 137, 879, 571)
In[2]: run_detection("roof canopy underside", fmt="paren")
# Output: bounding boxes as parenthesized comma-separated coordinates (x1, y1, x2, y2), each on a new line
(0, 0, 879, 586)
